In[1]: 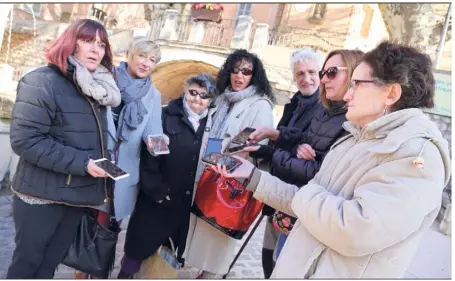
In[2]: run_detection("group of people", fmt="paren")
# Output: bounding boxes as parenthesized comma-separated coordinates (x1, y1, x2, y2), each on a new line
(5, 18, 450, 280)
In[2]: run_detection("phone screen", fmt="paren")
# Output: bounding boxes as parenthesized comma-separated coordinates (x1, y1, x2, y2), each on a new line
(149, 135, 170, 154)
(95, 160, 129, 180)
(205, 138, 223, 156)
(202, 153, 242, 172)
(232, 127, 256, 144)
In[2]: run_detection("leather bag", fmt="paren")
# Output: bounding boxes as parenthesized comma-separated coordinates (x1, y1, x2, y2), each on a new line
(192, 168, 263, 239)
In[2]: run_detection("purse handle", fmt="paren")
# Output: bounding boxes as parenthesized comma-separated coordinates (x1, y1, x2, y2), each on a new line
(107, 179, 118, 229)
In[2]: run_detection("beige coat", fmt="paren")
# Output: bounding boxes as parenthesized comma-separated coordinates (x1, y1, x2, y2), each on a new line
(251, 108, 451, 278)
(184, 94, 274, 274)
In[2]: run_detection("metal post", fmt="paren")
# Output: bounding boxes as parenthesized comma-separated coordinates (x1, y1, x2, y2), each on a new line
(434, 3, 451, 69)
(222, 214, 265, 279)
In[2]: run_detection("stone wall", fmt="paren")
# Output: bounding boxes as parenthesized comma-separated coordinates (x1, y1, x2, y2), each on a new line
(0, 97, 13, 119)
(0, 31, 48, 74)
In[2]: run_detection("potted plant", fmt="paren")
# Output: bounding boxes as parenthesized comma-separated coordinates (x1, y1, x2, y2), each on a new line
(191, 3, 224, 23)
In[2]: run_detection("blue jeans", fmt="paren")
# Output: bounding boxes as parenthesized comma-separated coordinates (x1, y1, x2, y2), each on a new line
(275, 233, 288, 261)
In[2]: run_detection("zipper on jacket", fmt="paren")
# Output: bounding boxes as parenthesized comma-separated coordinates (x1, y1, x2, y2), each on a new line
(73, 73, 108, 203)
(66, 174, 72, 185)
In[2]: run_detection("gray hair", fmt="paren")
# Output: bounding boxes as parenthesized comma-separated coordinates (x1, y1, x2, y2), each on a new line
(127, 36, 161, 63)
(185, 73, 219, 98)
(290, 47, 325, 73)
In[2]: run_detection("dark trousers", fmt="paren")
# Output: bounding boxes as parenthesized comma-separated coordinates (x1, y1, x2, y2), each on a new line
(7, 195, 85, 279)
(262, 216, 279, 279)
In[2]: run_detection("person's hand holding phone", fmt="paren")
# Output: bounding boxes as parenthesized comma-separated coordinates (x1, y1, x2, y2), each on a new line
(242, 145, 261, 152)
(296, 144, 316, 161)
(86, 159, 108, 178)
(248, 126, 279, 143)
(147, 134, 170, 153)
(210, 155, 254, 179)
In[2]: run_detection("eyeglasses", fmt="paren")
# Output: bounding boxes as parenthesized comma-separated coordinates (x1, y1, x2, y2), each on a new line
(187, 89, 212, 100)
(318, 66, 348, 80)
(231, 67, 253, 76)
(348, 79, 378, 91)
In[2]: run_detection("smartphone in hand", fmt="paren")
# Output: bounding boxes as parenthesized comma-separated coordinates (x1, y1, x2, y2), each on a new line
(226, 142, 258, 154)
(201, 152, 242, 173)
(231, 127, 256, 145)
(94, 158, 129, 181)
(205, 138, 223, 156)
(148, 134, 170, 156)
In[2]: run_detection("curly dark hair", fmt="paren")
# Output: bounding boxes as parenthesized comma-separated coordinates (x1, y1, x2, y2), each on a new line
(361, 41, 435, 111)
(216, 49, 275, 103)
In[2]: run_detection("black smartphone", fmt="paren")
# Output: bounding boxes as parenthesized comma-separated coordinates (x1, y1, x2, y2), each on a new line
(94, 158, 129, 181)
(226, 142, 258, 154)
(232, 127, 256, 145)
(204, 138, 223, 156)
(201, 153, 242, 172)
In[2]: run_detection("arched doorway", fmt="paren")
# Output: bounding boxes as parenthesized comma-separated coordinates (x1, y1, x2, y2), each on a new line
(151, 60, 219, 104)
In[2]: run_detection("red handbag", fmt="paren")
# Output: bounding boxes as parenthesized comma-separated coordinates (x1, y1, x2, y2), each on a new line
(191, 168, 264, 239)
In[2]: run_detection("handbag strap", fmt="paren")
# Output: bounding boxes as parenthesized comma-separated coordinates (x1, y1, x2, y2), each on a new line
(107, 179, 117, 225)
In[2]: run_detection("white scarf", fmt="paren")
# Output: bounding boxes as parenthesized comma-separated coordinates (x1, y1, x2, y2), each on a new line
(183, 95, 209, 131)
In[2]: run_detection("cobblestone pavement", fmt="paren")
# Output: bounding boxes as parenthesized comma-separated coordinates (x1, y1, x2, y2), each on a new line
(0, 195, 266, 279)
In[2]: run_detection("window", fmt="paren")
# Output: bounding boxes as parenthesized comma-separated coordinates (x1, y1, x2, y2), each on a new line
(235, 3, 252, 26)
(237, 3, 252, 16)
(13, 4, 42, 17)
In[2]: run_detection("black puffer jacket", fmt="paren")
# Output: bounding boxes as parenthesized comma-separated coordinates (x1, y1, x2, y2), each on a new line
(10, 64, 109, 206)
(250, 90, 322, 216)
(271, 101, 348, 186)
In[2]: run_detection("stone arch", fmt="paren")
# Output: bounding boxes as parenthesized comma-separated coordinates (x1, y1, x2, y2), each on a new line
(152, 60, 219, 104)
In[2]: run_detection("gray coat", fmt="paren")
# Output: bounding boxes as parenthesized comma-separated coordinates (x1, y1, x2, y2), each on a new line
(96, 84, 163, 220)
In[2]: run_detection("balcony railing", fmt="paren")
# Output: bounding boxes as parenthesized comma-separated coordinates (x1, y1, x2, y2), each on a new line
(148, 13, 237, 48)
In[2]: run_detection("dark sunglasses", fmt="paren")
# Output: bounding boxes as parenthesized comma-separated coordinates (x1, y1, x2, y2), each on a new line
(318, 66, 348, 80)
(187, 89, 212, 100)
(231, 67, 253, 76)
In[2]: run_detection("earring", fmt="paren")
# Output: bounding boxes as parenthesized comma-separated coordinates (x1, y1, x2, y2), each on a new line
(383, 107, 388, 116)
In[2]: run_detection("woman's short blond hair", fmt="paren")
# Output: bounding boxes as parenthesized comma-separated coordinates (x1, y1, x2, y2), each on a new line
(127, 36, 161, 63)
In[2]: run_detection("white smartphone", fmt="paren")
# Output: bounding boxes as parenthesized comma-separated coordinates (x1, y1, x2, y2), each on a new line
(93, 158, 130, 181)
(148, 134, 170, 156)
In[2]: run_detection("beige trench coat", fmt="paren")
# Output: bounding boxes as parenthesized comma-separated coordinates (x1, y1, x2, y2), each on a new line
(184, 94, 274, 274)
(250, 108, 451, 278)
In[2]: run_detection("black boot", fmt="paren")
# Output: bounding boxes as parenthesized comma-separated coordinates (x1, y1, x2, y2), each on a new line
(262, 247, 276, 279)
(117, 270, 133, 279)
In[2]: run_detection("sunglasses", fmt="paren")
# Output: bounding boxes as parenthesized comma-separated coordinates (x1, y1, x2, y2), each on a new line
(231, 67, 253, 76)
(187, 89, 212, 100)
(319, 66, 348, 80)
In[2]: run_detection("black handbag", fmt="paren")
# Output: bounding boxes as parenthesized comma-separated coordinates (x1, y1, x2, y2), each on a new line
(62, 181, 121, 278)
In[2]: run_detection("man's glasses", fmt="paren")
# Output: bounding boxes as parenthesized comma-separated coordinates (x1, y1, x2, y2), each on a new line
(187, 89, 212, 100)
(319, 66, 348, 80)
(231, 68, 253, 76)
(348, 79, 377, 91)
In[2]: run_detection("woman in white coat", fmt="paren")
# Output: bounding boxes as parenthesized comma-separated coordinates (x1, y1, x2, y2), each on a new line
(184, 49, 275, 278)
(213, 42, 451, 278)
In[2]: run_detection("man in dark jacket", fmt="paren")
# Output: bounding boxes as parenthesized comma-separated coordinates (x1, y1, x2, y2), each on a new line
(249, 47, 324, 279)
